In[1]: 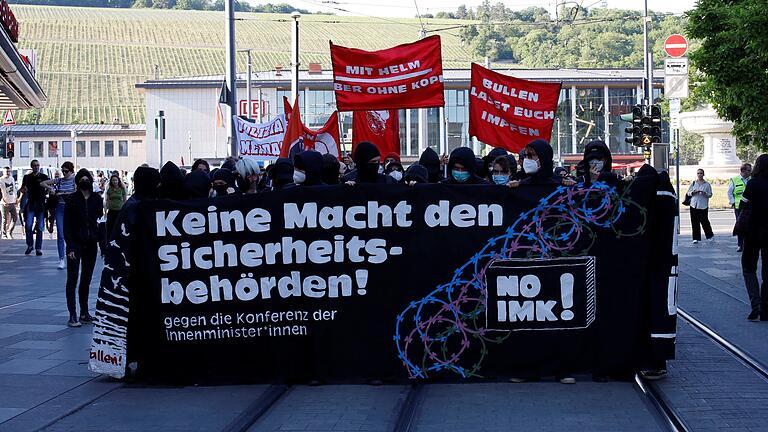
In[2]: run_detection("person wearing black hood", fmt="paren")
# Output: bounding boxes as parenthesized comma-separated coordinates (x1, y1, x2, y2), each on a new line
(293, 150, 325, 186)
(345, 141, 393, 185)
(403, 163, 428, 186)
(191, 159, 210, 174)
(183, 170, 211, 199)
(63, 169, 107, 327)
(212, 168, 240, 197)
(321, 153, 341, 185)
(158, 161, 186, 200)
(270, 158, 297, 191)
(576, 140, 619, 186)
(483, 147, 509, 181)
(440, 147, 489, 185)
(419, 147, 443, 183)
(518, 139, 562, 185)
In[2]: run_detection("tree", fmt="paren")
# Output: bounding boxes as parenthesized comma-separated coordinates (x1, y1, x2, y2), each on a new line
(686, 0, 768, 150)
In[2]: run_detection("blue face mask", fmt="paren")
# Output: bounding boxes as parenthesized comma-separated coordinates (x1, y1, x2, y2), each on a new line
(452, 170, 470, 183)
(492, 174, 509, 185)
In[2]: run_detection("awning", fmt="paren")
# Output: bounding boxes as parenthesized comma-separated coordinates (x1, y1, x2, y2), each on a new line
(0, 11, 46, 110)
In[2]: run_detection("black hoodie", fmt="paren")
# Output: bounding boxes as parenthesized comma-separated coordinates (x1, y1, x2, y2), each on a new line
(577, 140, 618, 185)
(293, 150, 325, 186)
(441, 147, 489, 185)
(521, 139, 558, 185)
(183, 170, 211, 199)
(321, 153, 341, 185)
(270, 158, 297, 190)
(403, 163, 428, 184)
(419, 147, 443, 183)
(64, 169, 106, 255)
(159, 161, 186, 200)
(483, 147, 509, 178)
(352, 141, 391, 184)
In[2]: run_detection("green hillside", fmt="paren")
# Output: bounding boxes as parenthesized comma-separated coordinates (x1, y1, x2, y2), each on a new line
(12, 5, 476, 124)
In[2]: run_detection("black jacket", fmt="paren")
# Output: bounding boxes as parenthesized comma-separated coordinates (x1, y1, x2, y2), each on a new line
(440, 147, 489, 185)
(520, 139, 559, 185)
(64, 190, 106, 255)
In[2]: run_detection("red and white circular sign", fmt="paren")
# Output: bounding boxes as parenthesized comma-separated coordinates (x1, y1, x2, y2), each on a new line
(664, 34, 688, 58)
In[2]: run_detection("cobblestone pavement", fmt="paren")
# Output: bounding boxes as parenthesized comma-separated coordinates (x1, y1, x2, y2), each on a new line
(0, 210, 765, 431)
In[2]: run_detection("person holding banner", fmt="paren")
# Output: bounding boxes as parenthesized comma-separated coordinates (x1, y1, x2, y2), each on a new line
(269, 158, 298, 191)
(293, 150, 325, 186)
(385, 160, 405, 183)
(418, 148, 444, 183)
(576, 140, 619, 186)
(345, 142, 393, 185)
(235, 158, 261, 194)
(519, 139, 561, 186)
(440, 147, 489, 185)
(321, 154, 342, 185)
(403, 164, 428, 185)
(490, 156, 514, 186)
(183, 170, 212, 199)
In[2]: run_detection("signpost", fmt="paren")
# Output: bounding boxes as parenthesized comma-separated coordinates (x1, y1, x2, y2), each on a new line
(664, 34, 688, 58)
(3, 110, 15, 126)
(664, 33, 689, 213)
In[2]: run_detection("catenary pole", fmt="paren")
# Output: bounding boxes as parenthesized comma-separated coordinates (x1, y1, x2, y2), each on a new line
(291, 12, 301, 104)
(225, 0, 238, 158)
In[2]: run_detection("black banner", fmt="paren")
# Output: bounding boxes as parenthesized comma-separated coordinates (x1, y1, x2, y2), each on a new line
(111, 178, 666, 381)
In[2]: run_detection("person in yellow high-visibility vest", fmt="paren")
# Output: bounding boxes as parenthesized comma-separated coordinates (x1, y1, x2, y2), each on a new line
(729, 163, 752, 252)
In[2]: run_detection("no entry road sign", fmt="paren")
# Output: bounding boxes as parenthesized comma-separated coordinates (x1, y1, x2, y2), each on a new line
(664, 34, 688, 58)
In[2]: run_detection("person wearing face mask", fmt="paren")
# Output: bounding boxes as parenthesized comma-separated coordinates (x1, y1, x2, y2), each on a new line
(385, 160, 405, 183)
(183, 170, 212, 199)
(212, 168, 240, 197)
(418, 147, 443, 183)
(483, 147, 509, 182)
(63, 169, 107, 327)
(403, 163, 428, 186)
(440, 147, 489, 185)
(576, 140, 618, 187)
(518, 139, 562, 185)
(345, 141, 394, 185)
(490, 156, 514, 185)
(270, 158, 298, 191)
(235, 157, 261, 194)
(321, 154, 342, 185)
(383, 152, 401, 168)
(293, 150, 325, 186)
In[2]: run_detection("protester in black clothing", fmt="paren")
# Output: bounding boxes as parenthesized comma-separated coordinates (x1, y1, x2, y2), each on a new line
(490, 155, 514, 185)
(576, 140, 618, 186)
(440, 147, 489, 185)
(483, 147, 508, 181)
(191, 159, 210, 173)
(403, 163, 428, 185)
(235, 157, 261, 194)
(519, 139, 560, 185)
(321, 154, 341, 185)
(63, 169, 106, 327)
(20, 159, 49, 255)
(346, 142, 393, 185)
(554, 167, 568, 178)
(737, 154, 768, 321)
(385, 160, 404, 183)
(183, 170, 212, 199)
(212, 167, 240, 196)
(270, 158, 297, 191)
(158, 161, 186, 200)
(419, 147, 443, 183)
(293, 150, 325, 186)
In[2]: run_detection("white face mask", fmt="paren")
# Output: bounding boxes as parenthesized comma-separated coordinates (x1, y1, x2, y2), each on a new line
(389, 171, 403, 182)
(293, 170, 306, 184)
(377, 165, 384, 174)
(589, 160, 604, 172)
(523, 158, 539, 174)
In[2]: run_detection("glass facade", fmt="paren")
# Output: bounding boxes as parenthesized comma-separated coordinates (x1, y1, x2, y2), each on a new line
(573, 88, 606, 154)
(553, 88, 572, 162)
(445, 89, 469, 153)
(608, 88, 638, 154)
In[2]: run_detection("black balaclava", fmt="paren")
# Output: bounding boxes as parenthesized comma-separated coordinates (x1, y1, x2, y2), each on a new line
(132, 166, 161, 199)
(475, 157, 487, 179)
(183, 170, 211, 199)
(74, 168, 94, 191)
(293, 150, 325, 186)
(159, 161, 186, 200)
(270, 158, 295, 189)
(418, 147, 442, 183)
(321, 153, 341, 185)
(212, 168, 238, 196)
(353, 141, 381, 183)
(525, 139, 554, 180)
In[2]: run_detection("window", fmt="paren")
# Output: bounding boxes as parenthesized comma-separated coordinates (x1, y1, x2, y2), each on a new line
(20, 141, 30, 158)
(48, 141, 58, 157)
(34, 141, 43, 158)
(445, 89, 469, 153)
(118, 140, 128, 157)
(426, 108, 440, 152)
(554, 88, 573, 157)
(76, 141, 86, 158)
(574, 88, 606, 154)
(90, 141, 100, 157)
(105, 141, 114, 157)
(62, 140, 72, 158)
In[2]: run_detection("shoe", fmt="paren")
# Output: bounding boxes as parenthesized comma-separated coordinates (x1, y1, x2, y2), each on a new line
(57, 259, 65, 269)
(748, 311, 760, 322)
(25, 246, 33, 255)
(80, 313, 94, 324)
(35, 250, 42, 256)
(707, 235, 715, 241)
(558, 375, 576, 384)
(692, 240, 699, 244)
(640, 369, 667, 380)
(67, 316, 81, 327)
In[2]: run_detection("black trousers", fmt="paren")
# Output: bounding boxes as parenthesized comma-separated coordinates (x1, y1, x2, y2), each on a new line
(690, 208, 714, 241)
(106, 209, 121, 240)
(742, 236, 768, 314)
(66, 242, 98, 317)
(735, 208, 744, 247)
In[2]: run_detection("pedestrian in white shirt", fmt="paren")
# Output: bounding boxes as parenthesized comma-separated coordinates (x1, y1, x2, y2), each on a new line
(1, 167, 18, 239)
(687, 168, 714, 244)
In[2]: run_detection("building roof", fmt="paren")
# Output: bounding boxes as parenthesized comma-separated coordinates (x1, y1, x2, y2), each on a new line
(136, 68, 666, 90)
(10, 123, 146, 137)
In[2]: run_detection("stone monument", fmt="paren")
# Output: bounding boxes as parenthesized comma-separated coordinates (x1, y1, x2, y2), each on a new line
(678, 105, 742, 180)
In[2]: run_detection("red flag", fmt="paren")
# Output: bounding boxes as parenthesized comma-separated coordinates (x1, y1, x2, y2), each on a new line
(468, 63, 561, 153)
(280, 96, 342, 159)
(352, 110, 400, 156)
(330, 36, 445, 111)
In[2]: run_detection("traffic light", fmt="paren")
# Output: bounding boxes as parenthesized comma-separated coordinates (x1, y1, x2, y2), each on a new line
(0, 131, 5, 159)
(650, 104, 662, 143)
(623, 104, 643, 146)
(6, 141, 14, 158)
